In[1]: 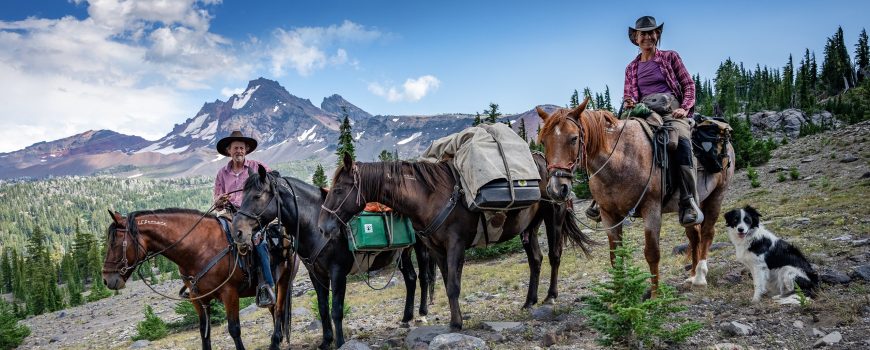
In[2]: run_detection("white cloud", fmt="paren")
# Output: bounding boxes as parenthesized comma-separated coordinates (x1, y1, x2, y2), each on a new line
(269, 20, 381, 77)
(368, 75, 441, 102)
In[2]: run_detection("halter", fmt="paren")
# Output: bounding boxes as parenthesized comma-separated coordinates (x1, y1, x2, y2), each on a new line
(319, 163, 366, 231)
(545, 113, 628, 181)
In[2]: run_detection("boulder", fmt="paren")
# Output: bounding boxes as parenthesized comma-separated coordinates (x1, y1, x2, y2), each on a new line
(338, 340, 372, 350)
(130, 340, 150, 349)
(481, 321, 523, 332)
(405, 325, 450, 348)
(813, 331, 842, 348)
(721, 321, 754, 336)
(428, 333, 488, 350)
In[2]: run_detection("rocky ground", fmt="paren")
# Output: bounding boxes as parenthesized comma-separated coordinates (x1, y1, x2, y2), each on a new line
(17, 121, 870, 349)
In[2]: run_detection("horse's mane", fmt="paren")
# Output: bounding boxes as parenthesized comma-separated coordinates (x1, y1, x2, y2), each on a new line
(540, 108, 618, 157)
(339, 160, 454, 202)
(126, 208, 209, 238)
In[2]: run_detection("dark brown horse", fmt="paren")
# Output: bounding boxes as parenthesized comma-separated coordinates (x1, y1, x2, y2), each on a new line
(231, 167, 436, 349)
(102, 209, 298, 350)
(317, 153, 594, 330)
(536, 99, 735, 294)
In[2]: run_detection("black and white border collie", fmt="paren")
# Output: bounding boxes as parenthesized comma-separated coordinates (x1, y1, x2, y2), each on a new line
(724, 206, 819, 303)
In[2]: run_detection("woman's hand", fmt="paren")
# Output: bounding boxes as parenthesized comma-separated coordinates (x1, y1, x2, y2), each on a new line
(623, 99, 636, 110)
(673, 108, 688, 118)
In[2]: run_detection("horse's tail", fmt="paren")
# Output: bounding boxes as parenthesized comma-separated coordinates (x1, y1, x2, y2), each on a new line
(562, 209, 598, 257)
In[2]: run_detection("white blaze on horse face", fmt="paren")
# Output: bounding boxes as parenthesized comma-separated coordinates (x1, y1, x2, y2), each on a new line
(554, 125, 562, 136)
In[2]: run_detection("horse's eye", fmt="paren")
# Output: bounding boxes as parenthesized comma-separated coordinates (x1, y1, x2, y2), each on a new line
(253, 194, 261, 200)
(570, 136, 578, 145)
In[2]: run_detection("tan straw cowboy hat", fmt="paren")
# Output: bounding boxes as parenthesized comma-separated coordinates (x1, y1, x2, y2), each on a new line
(628, 16, 664, 46)
(216, 130, 258, 156)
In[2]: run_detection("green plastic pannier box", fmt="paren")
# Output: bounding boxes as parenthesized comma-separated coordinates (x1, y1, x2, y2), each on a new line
(348, 211, 416, 252)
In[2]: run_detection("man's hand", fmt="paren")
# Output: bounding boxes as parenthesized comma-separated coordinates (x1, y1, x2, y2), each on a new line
(214, 194, 229, 209)
(673, 108, 688, 118)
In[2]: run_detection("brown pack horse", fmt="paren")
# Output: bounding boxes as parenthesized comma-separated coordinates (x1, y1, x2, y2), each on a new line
(318, 153, 594, 330)
(536, 98, 734, 293)
(102, 209, 298, 350)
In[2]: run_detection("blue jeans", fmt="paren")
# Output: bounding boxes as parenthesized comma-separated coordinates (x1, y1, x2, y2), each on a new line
(255, 241, 274, 287)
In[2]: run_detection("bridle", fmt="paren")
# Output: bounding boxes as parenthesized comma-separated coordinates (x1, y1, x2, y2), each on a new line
(319, 163, 366, 231)
(101, 225, 146, 276)
(544, 113, 628, 182)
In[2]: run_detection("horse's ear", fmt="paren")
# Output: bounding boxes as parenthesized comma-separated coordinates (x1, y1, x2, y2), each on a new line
(108, 210, 124, 226)
(320, 187, 330, 200)
(342, 152, 354, 170)
(257, 164, 267, 181)
(568, 97, 590, 120)
(247, 166, 256, 178)
(535, 106, 549, 121)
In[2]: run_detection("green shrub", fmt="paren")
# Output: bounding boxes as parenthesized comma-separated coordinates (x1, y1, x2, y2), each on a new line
(726, 115, 778, 169)
(133, 305, 168, 341)
(169, 297, 254, 329)
(777, 172, 787, 182)
(581, 243, 701, 348)
(747, 166, 760, 188)
(466, 235, 524, 260)
(0, 299, 30, 350)
(789, 167, 800, 180)
(308, 291, 350, 321)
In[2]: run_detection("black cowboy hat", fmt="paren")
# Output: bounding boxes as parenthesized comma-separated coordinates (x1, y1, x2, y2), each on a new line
(628, 16, 664, 46)
(216, 130, 258, 156)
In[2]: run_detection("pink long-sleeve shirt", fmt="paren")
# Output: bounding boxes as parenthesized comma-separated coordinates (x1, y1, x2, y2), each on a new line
(624, 49, 696, 114)
(213, 159, 270, 208)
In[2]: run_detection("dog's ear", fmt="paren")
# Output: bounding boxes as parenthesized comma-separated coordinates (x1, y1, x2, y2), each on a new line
(744, 205, 762, 219)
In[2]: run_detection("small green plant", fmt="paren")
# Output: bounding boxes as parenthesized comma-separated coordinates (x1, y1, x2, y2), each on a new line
(133, 305, 168, 341)
(747, 166, 760, 188)
(777, 172, 787, 182)
(168, 298, 254, 329)
(581, 242, 701, 348)
(0, 299, 30, 350)
(308, 290, 350, 321)
(794, 283, 809, 308)
(467, 235, 524, 260)
(789, 167, 800, 180)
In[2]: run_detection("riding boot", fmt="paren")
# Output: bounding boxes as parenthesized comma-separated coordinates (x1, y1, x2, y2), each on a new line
(585, 200, 601, 222)
(678, 165, 704, 227)
(255, 240, 276, 307)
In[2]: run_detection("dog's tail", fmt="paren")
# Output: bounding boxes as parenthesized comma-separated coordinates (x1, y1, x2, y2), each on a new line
(798, 270, 820, 299)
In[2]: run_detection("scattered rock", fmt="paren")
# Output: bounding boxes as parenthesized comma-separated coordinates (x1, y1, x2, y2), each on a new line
(812, 328, 826, 337)
(821, 270, 851, 285)
(673, 243, 689, 255)
(306, 320, 321, 331)
(481, 332, 505, 342)
(481, 321, 523, 332)
(831, 234, 853, 241)
(531, 305, 555, 321)
(801, 157, 815, 163)
(428, 333, 488, 350)
(841, 154, 858, 163)
(862, 172, 870, 179)
(292, 307, 312, 317)
(50, 336, 60, 343)
(795, 217, 811, 225)
(404, 325, 450, 348)
(720, 270, 743, 284)
(130, 340, 150, 349)
(852, 239, 870, 247)
(339, 340, 371, 350)
(793, 320, 804, 329)
(813, 331, 842, 347)
(57, 311, 66, 318)
(239, 303, 258, 317)
(709, 343, 750, 350)
(386, 277, 399, 288)
(853, 264, 870, 281)
(541, 332, 558, 347)
(721, 321, 754, 336)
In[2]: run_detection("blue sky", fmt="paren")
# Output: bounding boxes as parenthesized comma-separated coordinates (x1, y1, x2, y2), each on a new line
(0, 0, 867, 152)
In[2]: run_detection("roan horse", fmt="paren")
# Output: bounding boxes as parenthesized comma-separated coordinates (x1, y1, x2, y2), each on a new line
(102, 209, 298, 350)
(318, 153, 594, 330)
(536, 98, 735, 294)
(231, 166, 436, 349)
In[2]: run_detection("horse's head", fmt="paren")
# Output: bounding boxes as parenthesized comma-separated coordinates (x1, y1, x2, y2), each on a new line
(317, 152, 366, 237)
(102, 210, 142, 289)
(232, 164, 279, 251)
(536, 97, 590, 200)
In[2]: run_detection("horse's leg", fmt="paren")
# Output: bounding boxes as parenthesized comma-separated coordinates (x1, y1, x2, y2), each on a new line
(684, 224, 702, 285)
(398, 248, 418, 324)
(543, 206, 564, 304)
(521, 223, 543, 309)
(329, 266, 347, 348)
(413, 243, 432, 316)
(444, 235, 466, 331)
(222, 291, 245, 350)
(694, 188, 727, 286)
(312, 271, 333, 350)
(193, 300, 212, 350)
(600, 210, 624, 266)
(270, 263, 289, 350)
(642, 205, 663, 298)
(427, 252, 437, 306)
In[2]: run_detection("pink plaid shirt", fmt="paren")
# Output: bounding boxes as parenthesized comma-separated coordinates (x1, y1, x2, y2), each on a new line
(624, 49, 696, 114)
(214, 159, 270, 208)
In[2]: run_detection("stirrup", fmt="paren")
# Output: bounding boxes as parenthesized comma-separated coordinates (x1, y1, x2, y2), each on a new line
(679, 199, 704, 227)
(256, 284, 276, 308)
(585, 204, 601, 222)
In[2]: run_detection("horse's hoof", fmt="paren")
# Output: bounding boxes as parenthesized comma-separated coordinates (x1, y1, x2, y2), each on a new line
(542, 297, 556, 305)
(521, 302, 534, 309)
(692, 279, 709, 287)
(399, 321, 411, 328)
(683, 276, 696, 284)
(415, 316, 428, 324)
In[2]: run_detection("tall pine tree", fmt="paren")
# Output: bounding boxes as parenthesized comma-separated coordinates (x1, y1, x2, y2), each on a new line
(335, 108, 355, 167)
(472, 112, 482, 126)
(856, 28, 869, 83)
(603, 85, 614, 112)
(570, 89, 580, 108)
(483, 103, 501, 124)
(0, 251, 11, 293)
(311, 164, 327, 188)
(517, 118, 528, 141)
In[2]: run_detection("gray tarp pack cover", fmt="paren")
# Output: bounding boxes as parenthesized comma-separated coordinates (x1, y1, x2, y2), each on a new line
(420, 123, 541, 207)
